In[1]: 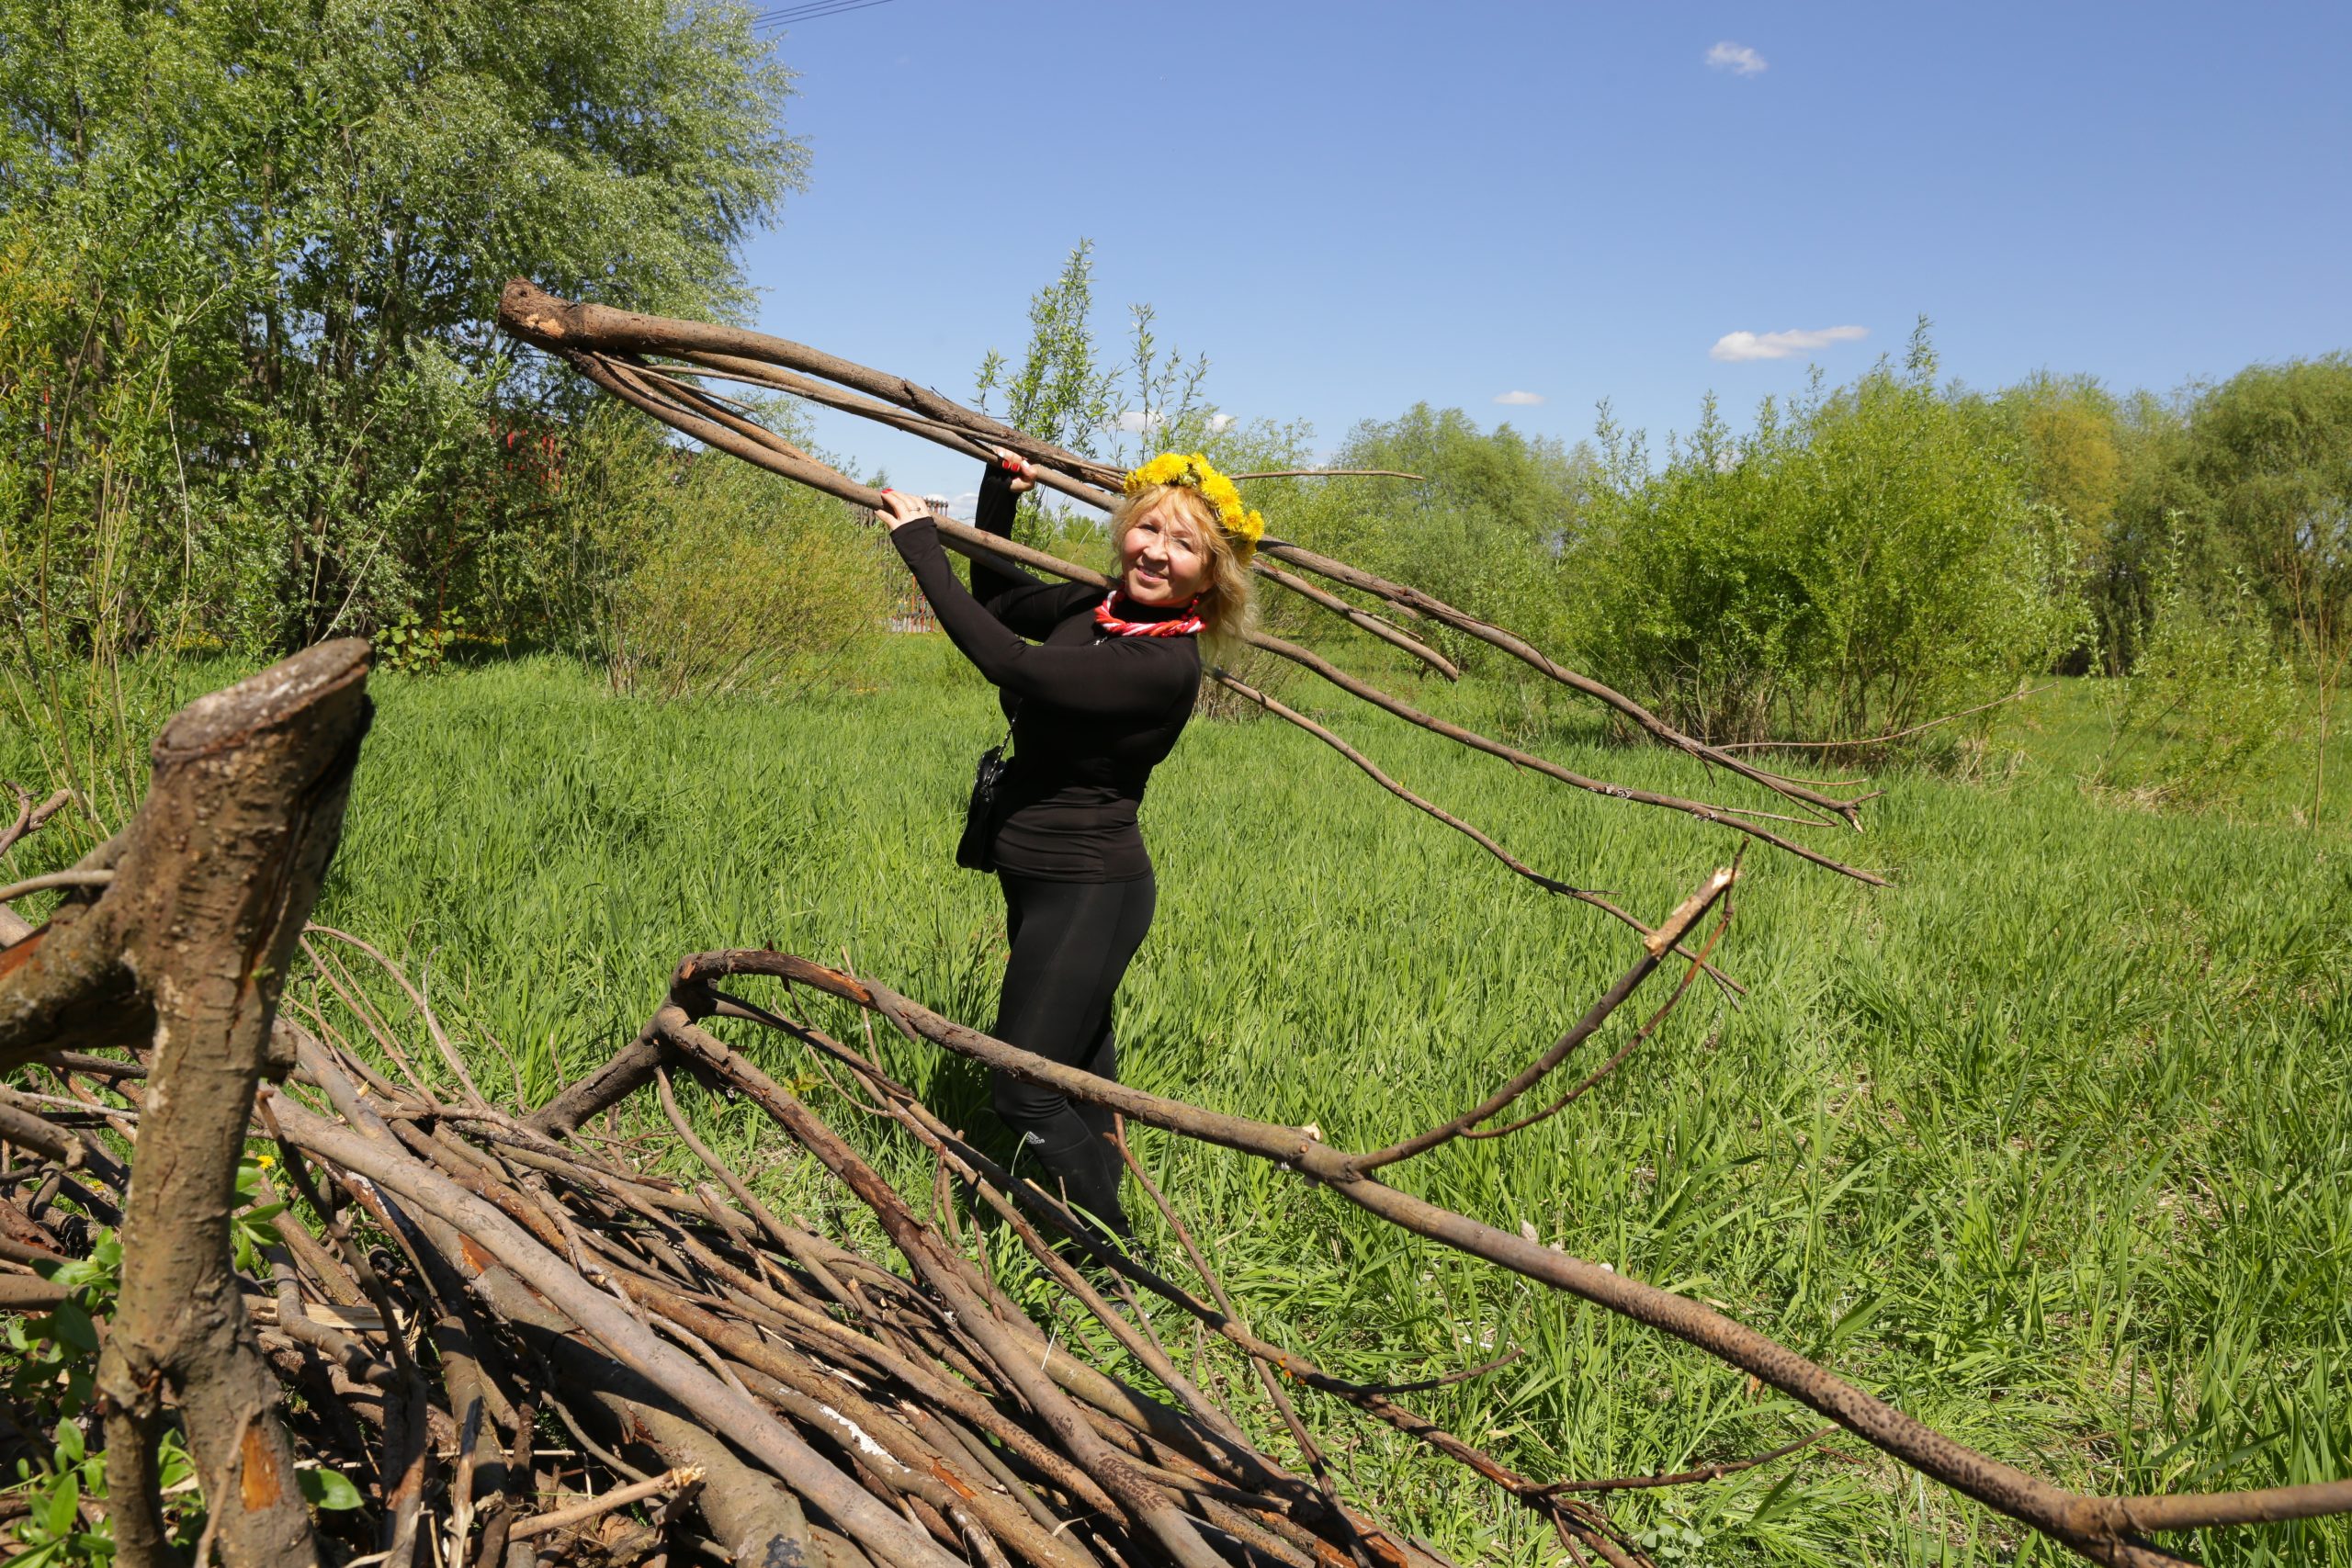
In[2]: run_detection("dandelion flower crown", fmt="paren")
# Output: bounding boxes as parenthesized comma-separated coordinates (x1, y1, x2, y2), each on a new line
(1123, 453, 1265, 562)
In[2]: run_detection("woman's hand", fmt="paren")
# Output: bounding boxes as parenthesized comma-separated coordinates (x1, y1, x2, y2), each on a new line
(871, 489, 933, 532)
(989, 446, 1036, 495)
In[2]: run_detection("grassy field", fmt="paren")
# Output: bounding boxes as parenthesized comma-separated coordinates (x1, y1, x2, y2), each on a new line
(6, 641, 2348, 1566)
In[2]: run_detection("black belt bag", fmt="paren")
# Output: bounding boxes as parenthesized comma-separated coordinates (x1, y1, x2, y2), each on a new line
(956, 700, 1019, 872)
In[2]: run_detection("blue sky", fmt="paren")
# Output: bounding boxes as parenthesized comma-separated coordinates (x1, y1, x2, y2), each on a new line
(736, 1, 2352, 508)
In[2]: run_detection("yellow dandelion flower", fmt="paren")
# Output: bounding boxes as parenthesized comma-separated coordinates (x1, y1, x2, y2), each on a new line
(1123, 452, 1269, 552)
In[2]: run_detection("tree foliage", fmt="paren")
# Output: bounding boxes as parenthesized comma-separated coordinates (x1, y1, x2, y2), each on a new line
(0, 0, 802, 660)
(604, 410, 898, 702)
(2176, 355, 2352, 666)
(1276, 406, 1589, 673)
(974, 239, 1308, 568)
(975, 239, 1117, 466)
(1566, 326, 2083, 744)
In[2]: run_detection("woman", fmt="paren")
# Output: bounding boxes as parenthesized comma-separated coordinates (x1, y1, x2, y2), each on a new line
(871, 448, 1260, 1245)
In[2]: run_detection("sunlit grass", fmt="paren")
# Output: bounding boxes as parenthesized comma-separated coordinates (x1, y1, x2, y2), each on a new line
(4, 644, 2346, 1564)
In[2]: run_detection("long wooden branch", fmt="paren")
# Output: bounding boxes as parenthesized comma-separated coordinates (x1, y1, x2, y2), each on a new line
(677, 944, 2350, 1568)
(1346, 866, 1733, 1173)
(1209, 671, 1745, 992)
(501, 297, 1889, 891)
(502, 279, 1867, 819)
(1253, 562, 1462, 680)
(563, 291, 1869, 827)
(1252, 539, 1868, 823)
(1243, 625, 1889, 883)
(495, 280, 1888, 881)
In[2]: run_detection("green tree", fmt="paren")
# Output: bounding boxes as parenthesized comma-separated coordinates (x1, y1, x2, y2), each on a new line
(1998, 372, 2125, 668)
(2092, 389, 2204, 672)
(976, 241, 1117, 458)
(2173, 355, 2352, 820)
(2004, 372, 2125, 537)
(973, 240, 1306, 562)
(2177, 356, 2352, 660)
(1276, 404, 1591, 672)
(0, 0, 802, 658)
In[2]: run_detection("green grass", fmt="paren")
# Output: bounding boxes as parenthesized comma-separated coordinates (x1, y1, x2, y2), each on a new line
(6, 643, 2347, 1566)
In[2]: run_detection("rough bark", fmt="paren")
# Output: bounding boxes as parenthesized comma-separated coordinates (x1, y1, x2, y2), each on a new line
(263, 1097, 967, 1568)
(535, 1334, 817, 1568)
(59, 639, 375, 1568)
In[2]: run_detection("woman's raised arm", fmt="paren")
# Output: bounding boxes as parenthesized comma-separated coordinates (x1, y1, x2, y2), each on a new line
(967, 451, 1092, 635)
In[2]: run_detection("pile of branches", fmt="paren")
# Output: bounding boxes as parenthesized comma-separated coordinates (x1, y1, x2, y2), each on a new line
(3, 649, 2348, 1568)
(0, 644, 1676, 1567)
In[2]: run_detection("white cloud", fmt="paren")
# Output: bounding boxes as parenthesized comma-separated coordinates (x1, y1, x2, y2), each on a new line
(1709, 325, 1868, 363)
(1206, 412, 1236, 433)
(1113, 408, 1162, 434)
(944, 490, 979, 520)
(1492, 389, 1546, 406)
(1706, 40, 1767, 75)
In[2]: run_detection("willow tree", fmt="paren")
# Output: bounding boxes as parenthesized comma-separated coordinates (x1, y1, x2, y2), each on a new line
(0, 0, 801, 660)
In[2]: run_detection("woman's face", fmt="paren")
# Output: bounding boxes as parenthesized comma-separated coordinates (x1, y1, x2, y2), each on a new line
(1118, 501, 1214, 606)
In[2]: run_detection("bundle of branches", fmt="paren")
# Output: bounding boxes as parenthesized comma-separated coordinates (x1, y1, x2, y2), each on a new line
(0, 982, 1517, 1568)
(6, 647, 2346, 1568)
(0, 647, 1496, 1567)
(494, 281, 1891, 945)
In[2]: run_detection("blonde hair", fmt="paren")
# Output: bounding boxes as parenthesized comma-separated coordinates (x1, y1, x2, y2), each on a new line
(1107, 484, 1256, 642)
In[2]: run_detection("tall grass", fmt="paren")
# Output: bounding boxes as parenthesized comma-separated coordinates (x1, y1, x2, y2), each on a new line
(3, 646, 2345, 1564)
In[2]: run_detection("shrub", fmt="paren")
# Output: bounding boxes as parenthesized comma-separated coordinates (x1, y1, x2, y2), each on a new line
(605, 446, 897, 703)
(2091, 524, 2301, 812)
(1567, 325, 2084, 745)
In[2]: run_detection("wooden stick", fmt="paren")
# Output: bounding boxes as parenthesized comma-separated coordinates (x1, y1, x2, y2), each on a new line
(1346, 866, 1734, 1173)
(0, 785, 73, 860)
(530, 332, 1891, 886)
(508, 1467, 706, 1541)
(1228, 468, 1425, 481)
(1210, 671, 1746, 993)
(266, 1097, 970, 1568)
(1253, 564, 1461, 680)
(1713, 683, 2056, 753)
(700, 949, 2317, 1567)
(0, 868, 115, 905)
(493, 280, 1884, 838)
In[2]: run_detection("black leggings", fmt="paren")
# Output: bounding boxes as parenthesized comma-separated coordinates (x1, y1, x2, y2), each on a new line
(990, 870, 1156, 1237)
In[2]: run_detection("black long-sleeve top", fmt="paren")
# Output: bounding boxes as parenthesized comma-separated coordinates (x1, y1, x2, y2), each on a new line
(890, 466, 1201, 881)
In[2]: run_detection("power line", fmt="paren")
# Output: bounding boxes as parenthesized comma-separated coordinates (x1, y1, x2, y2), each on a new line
(752, 0, 898, 29)
(753, 0, 891, 25)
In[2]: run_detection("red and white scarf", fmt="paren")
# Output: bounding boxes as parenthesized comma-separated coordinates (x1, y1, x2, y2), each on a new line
(1093, 592, 1204, 638)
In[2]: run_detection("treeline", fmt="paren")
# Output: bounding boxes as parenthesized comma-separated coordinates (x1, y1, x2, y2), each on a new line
(1253, 331, 2348, 807)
